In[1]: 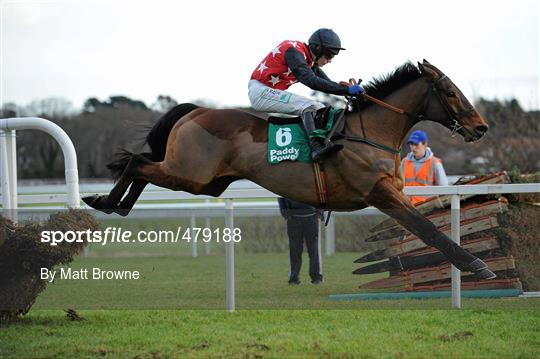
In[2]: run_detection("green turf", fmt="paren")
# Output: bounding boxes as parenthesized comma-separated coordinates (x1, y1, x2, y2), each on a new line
(2, 309, 539, 358)
(2, 253, 539, 358)
(28, 252, 538, 310)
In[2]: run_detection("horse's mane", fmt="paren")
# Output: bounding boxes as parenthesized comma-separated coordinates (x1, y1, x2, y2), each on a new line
(354, 62, 422, 111)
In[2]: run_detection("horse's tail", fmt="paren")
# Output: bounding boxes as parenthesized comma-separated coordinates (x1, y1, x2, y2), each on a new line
(145, 103, 200, 161)
(106, 103, 200, 181)
(106, 149, 138, 181)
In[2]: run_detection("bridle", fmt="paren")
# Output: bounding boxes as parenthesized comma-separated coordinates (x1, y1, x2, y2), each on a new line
(338, 74, 476, 153)
(427, 75, 475, 137)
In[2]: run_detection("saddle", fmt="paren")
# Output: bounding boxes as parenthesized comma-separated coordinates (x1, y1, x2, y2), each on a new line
(268, 106, 346, 141)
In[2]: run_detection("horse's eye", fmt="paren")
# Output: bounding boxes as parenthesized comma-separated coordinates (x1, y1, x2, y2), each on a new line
(447, 91, 456, 97)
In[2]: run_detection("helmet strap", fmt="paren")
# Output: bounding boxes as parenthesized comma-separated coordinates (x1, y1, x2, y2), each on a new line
(308, 44, 323, 62)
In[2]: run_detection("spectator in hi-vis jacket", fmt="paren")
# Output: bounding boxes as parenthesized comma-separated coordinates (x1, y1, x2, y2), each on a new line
(401, 130, 448, 205)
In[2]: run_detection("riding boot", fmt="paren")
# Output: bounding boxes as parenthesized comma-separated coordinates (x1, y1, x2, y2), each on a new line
(301, 109, 343, 162)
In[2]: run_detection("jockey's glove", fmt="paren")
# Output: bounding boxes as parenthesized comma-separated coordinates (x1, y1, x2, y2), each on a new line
(348, 84, 365, 95)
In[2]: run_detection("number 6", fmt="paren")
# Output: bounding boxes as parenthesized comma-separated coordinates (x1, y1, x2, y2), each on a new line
(276, 128, 292, 146)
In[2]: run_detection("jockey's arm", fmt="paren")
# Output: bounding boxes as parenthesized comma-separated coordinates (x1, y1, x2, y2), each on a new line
(312, 64, 331, 81)
(284, 47, 348, 96)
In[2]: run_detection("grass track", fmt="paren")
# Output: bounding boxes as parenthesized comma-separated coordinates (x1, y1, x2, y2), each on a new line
(1, 253, 538, 358)
(2, 309, 538, 358)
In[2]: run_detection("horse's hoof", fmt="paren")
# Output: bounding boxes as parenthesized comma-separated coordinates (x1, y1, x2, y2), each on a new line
(82, 195, 100, 208)
(82, 195, 115, 214)
(474, 268, 497, 280)
(463, 258, 487, 272)
(114, 208, 131, 217)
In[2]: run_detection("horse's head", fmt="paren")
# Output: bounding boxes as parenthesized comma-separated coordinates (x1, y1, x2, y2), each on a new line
(418, 60, 488, 142)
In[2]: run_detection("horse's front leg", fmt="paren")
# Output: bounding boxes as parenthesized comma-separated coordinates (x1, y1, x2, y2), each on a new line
(365, 178, 496, 279)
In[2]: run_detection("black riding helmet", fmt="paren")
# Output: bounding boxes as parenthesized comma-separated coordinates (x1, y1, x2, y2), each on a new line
(308, 28, 345, 59)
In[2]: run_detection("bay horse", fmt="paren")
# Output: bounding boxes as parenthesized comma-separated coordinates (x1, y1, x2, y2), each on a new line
(83, 60, 495, 279)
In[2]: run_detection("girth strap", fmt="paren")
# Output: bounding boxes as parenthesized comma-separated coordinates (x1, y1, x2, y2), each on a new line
(312, 162, 328, 208)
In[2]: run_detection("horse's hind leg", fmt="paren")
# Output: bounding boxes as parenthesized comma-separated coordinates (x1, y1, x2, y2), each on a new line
(84, 155, 221, 214)
(83, 154, 149, 213)
(365, 178, 496, 279)
(114, 180, 148, 215)
(88, 179, 148, 216)
(134, 161, 213, 194)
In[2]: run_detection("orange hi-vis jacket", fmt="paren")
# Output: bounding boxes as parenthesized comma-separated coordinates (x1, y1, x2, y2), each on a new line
(402, 156, 442, 205)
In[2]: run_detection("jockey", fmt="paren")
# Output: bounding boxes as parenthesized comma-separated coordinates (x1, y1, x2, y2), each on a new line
(249, 28, 364, 162)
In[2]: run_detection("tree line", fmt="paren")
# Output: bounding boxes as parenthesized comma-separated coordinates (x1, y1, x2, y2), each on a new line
(1, 95, 538, 180)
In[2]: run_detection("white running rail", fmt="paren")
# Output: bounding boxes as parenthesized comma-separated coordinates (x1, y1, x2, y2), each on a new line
(0, 117, 80, 222)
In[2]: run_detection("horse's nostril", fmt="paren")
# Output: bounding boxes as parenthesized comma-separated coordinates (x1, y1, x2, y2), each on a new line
(475, 125, 488, 134)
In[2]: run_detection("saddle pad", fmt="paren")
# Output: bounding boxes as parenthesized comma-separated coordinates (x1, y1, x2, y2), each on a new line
(267, 107, 340, 164)
(268, 122, 311, 164)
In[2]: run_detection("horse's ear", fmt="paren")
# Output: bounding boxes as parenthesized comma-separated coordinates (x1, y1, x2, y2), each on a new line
(422, 59, 431, 65)
(418, 61, 437, 80)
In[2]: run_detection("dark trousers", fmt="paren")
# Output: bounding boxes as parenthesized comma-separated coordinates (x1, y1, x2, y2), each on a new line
(287, 216, 322, 282)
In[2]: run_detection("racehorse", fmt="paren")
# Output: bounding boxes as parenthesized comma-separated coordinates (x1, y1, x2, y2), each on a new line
(83, 60, 495, 279)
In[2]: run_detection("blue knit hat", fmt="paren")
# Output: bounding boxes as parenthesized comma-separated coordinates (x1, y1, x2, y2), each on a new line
(407, 130, 428, 144)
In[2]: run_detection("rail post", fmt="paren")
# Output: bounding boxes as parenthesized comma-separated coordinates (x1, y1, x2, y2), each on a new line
(225, 199, 235, 312)
(450, 194, 461, 309)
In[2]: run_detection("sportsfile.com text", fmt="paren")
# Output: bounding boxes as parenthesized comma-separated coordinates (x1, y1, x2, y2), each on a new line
(40, 227, 242, 246)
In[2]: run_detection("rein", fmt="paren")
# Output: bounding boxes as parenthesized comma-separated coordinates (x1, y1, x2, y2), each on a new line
(339, 94, 414, 155)
(361, 93, 410, 116)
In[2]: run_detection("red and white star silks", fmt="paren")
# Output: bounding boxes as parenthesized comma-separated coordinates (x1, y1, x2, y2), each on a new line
(250, 40, 313, 91)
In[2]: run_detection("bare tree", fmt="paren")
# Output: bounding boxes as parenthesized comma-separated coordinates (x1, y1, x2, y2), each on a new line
(25, 97, 75, 118)
(151, 95, 178, 113)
